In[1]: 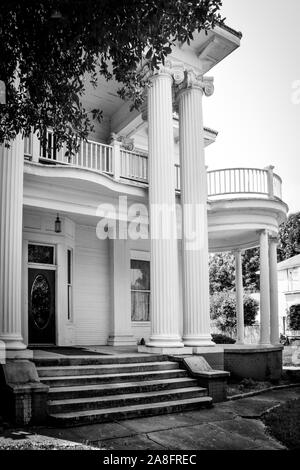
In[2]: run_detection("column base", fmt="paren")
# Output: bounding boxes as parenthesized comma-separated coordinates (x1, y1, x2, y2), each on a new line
(107, 334, 137, 347)
(146, 335, 184, 349)
(5, 349, 33, 360)
(0, 334, 28, 350)
(183, 335, 215, 347)
(138, 345, 193, 355)
(0, 336, 32, 360)
(0, 341, 5, 364)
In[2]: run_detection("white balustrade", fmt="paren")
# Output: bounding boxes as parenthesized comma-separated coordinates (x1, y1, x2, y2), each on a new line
(175, 164, 180, 191)
(207, 168, 269, 197)
(120, 149, 148, 183)
(37, 130, 113, 174)
(24, 134, 32, 158)
(273, 174, 282, 199)
(23, 131, 282, 201)
(75, 139, 113, 174)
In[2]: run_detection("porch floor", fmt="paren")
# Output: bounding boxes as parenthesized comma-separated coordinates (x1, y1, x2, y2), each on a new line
(31, 345, 144, 360)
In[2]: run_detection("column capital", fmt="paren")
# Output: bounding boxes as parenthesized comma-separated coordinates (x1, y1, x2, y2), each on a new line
(141, 60, 185, 82)
(141, 61, 185, 120)
(176, 71, 214, 97)
(259, 228, 269, 237)
(109, 133, 134, 151)
(269, 235, 279, 244)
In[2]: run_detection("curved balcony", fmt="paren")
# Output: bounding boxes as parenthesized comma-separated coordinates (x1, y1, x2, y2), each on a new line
(24, 134, 283, 201)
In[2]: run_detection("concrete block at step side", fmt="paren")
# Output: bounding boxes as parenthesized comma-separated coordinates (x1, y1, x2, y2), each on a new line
(193, 345, 224, 370)
(0, 341, 5, 365)
(0, 359, 49, 425)
(183, 356, 230, 403)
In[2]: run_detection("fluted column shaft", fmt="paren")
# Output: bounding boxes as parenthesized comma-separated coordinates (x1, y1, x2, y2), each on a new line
(269, 236, 279, 345)
(234, 249, 244, 344)
(0, 135, 27, 350)
(178, 81, 214, 346)
(147, 71, 183, 348)
(259, 229, 271, 345)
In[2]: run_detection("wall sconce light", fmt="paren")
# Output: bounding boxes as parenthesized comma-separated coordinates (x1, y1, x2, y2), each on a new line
(55, 214, 62, 233)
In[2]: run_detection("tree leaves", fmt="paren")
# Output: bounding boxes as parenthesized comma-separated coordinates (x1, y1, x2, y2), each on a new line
(209, 248, 260, 295)
(0, 0, 223, 151)
(210, 291, 258, 336)
(278, 212, 300, 261)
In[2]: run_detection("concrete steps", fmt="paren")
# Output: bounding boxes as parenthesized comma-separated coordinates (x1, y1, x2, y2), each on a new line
(35, 354, 212, 425)
(48, 387, 206, 413)
(37, 361, 179, 377)
(49, 397, 213, 426)
(34, 354, 169, 367)
(48, 377, 200, 400)
(40, 369, 189, 387)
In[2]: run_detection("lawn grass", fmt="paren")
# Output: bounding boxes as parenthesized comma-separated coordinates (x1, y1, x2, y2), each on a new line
(263, 398, 300, 450)
(0, 440, 93, 450)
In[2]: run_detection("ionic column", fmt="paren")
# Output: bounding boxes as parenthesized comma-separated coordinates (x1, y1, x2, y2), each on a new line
(146, 67, 183, 348)
(234, 249, 244, 344)
(0, 135, 27, 352)
(269, 236, 279, 345)
(177, 72, 214, 346)
(259, 229, 271, 345)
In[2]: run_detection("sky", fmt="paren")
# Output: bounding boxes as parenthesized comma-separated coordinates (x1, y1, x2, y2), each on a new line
(203, 0, 300, 214)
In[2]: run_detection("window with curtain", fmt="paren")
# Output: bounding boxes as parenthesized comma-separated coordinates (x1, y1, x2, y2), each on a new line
(131, 259, 150, 321)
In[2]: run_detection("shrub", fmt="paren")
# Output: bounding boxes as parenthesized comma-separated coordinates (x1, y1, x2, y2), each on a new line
(211, 333, 235, 344)
(287, 304, 300, 331)
(210, 291, 258, 336)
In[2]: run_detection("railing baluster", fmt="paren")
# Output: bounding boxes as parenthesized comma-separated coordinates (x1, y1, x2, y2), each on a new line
(214, 172, 216, 195)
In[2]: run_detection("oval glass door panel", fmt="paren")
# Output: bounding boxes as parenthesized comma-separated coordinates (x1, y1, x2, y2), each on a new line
(31, 274, 52, 330)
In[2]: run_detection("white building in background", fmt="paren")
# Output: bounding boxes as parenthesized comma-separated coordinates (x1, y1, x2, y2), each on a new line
(0, 23, 288, 358)
(277, 254, 300, 336)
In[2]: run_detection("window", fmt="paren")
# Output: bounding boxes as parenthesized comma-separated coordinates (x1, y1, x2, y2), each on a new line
(131, 259, 150, 321)
(288, 268, 300, 292)
(67, 249, 73, 321)
(28, 244, 54, 264)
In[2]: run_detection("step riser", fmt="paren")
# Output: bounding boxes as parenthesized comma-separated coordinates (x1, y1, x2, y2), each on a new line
(48, 379, 199, 400)
(49, 390, 207, 413)
(49, 400, 212, 426)
(41, 370, 188, 387)
(34, 355, 170, 367)
(37, 362, 179, 377)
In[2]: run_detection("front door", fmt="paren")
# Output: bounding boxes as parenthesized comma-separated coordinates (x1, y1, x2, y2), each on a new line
(28, 268, 56, 344)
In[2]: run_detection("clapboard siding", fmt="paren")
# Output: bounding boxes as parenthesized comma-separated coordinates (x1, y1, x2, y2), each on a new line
(74, 225, 110, 345)
(132, 322, 151, 343)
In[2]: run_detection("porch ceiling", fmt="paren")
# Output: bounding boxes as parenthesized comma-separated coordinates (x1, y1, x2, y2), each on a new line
(208, 228, 261, 253)
(81, 23, 241, 130)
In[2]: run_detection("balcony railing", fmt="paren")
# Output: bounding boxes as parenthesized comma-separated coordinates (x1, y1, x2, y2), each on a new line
(24, 133, 282, 200)
(120, 148, 148, 183)
(207, 167, 282, 200)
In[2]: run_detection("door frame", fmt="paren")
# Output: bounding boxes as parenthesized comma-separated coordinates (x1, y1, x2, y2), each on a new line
(23, 237, 63, 346)
(27, 243, 57, 346)
(28, 265, 56, 346)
